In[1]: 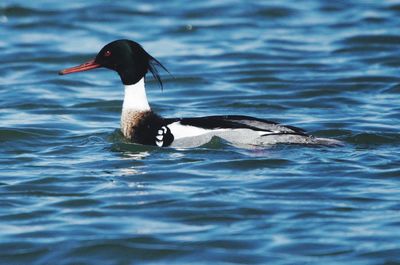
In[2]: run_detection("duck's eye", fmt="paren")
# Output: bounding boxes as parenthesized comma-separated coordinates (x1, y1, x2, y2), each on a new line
(104, 50, 112, 57)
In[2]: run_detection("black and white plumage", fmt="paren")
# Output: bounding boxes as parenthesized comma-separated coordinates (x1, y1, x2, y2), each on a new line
(59, 39, 341, 148)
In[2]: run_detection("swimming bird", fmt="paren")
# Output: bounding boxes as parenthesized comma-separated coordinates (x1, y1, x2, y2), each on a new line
(59, 39, 340, 148)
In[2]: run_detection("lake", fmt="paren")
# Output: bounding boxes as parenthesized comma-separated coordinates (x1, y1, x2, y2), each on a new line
(1, 0, 400, 264)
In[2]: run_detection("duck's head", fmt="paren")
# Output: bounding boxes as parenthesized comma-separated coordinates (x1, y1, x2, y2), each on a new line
(59, 39, 167, 87)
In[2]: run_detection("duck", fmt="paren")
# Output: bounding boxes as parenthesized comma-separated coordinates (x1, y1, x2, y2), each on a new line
(59, 39, 341, 148)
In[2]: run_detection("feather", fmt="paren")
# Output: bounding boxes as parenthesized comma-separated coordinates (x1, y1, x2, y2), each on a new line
(148, 56, 172, 91)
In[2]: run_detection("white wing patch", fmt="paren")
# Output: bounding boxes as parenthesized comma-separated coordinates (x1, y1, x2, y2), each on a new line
(168, 121, 279, 141)
(168, 122, 213, 139)
(261, 130, 283, 135)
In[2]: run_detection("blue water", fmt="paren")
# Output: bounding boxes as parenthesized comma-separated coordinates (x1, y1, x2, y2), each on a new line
(1, 0, 400, 264)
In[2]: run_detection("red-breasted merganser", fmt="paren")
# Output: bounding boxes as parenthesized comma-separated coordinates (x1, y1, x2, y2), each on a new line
(59, 39, 341, 148)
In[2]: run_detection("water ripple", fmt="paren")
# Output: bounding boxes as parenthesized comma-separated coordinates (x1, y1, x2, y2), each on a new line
(1, 0, 400, 264)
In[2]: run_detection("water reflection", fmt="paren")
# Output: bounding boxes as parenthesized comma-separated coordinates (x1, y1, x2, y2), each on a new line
(119, 150, 150, 176)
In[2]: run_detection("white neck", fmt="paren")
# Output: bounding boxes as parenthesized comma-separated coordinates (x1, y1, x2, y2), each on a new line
(122, 77, 150, 112)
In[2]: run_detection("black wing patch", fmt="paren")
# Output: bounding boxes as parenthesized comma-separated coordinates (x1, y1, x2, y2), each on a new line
(165, 115, 308, 136)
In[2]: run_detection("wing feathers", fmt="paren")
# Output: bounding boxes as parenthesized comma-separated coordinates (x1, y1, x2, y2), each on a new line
(166, 115, 307, 136)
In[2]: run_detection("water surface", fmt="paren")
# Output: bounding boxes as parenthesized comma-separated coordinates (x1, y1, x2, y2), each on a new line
(1, 0, 400, 264)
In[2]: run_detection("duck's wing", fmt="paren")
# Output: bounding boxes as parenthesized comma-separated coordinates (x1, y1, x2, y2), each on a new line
(165, 115, 308, 137)
(162, 115, 341, 148)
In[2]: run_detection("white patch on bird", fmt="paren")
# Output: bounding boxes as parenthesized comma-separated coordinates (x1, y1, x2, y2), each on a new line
(168, 122, 217, 139)
(122, 77, 150, 112)
(168, 122, 276, 140)
(259, 130, 279, 135)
